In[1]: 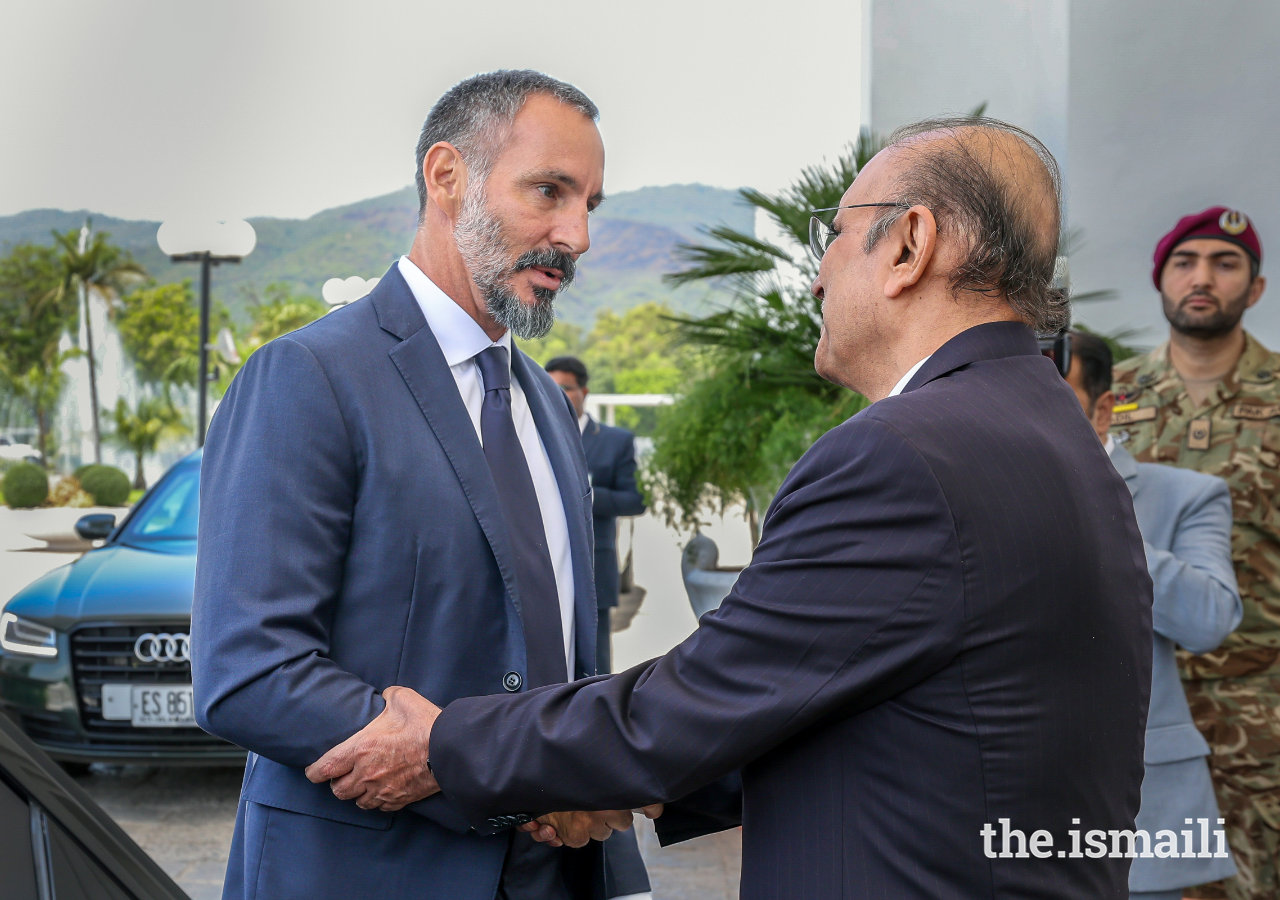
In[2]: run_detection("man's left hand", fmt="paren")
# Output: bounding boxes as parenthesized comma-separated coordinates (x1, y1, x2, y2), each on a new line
(520, 805, 665, 847)
(305, 685, 441, 811)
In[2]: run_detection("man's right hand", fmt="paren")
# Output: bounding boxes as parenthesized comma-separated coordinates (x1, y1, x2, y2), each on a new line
(304, 685, 441, 811)
(518, 805, 665, 848)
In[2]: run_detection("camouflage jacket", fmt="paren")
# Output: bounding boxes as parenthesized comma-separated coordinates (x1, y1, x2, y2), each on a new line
(1112, 331, 1280, 680)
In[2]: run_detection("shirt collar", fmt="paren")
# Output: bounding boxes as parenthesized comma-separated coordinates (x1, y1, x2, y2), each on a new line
(887, 356, 931, 398)
(397, 256, 510, 367)
(578, 413, 589, 434)
(1103, 433, 1115, 456)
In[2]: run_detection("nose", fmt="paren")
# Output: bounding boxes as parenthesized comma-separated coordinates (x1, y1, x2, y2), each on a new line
(1191, 258, 1215, 289)
(811, 275, 824, 301)
(553, 204, 592, 258)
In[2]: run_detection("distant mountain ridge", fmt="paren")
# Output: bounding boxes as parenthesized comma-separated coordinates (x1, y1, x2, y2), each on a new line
(0, 184, 752, 326)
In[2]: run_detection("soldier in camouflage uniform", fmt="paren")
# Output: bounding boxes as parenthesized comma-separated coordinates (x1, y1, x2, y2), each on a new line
(1112, 207, 1274, 900)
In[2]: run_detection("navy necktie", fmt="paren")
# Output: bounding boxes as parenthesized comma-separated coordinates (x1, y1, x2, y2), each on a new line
(475, 346, 568, 688)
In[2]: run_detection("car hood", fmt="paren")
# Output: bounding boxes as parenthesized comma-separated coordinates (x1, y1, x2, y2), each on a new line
(6, 542, 195, 627)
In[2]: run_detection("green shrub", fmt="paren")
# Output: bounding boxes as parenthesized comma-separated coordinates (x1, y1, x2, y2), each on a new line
(78, 465, 131, 507)
(3, 463, 49, 509)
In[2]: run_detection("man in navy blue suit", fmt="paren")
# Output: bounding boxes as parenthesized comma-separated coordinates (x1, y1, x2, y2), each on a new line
(193, 70, 653, 900)
(310, 118, 1156, 898)
(544, 356, 646, 674)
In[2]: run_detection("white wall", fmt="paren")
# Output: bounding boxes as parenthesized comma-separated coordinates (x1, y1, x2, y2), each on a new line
(867, 0, 1280, 349)
(1067, 0, 1280, 347)
(869, 0, 1069, 170)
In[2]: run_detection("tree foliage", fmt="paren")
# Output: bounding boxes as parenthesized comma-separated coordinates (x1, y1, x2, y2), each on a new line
(0, 243, 80, 463)
(645, 370, 864, 540)
(519, 302, 701, 433)
(107, 396, 189, 489)
(645, 132, 887, 537)
(244, 282, 329, 348)
(50, 224, 147, 462)
(115, 281, 206, 388)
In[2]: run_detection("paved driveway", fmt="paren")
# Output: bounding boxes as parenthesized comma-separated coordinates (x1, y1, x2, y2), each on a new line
(70, 763, 740, 900)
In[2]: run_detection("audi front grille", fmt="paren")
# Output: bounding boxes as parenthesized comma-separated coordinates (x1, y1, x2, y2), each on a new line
(68, 624, 227, 748)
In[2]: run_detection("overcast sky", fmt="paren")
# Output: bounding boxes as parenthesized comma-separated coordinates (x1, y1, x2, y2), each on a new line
(0, 0, 864, 222)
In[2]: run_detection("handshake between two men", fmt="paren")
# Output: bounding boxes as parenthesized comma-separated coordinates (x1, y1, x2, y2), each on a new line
(304, 685, 664, 849)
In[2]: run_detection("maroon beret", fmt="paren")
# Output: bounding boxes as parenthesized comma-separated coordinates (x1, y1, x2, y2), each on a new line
(1152, 206, 1262, 289)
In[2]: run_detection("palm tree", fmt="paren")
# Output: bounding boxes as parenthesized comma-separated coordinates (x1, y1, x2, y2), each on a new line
(642, 131, 888, 541)
(0, 350, 82, 466)
(52, 223, 148, 464)
(663, 129, 886, 391)
(664, 104, 990, 330)
(106, 396, 189, 489)
(0, 243, 79, 464)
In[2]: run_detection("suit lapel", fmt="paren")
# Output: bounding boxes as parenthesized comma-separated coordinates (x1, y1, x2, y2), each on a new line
(372, 269, 527, 626)
(512, 347, 598, 678)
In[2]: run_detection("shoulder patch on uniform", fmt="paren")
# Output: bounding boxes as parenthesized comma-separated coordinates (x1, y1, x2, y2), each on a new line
(1113, 386, 1144, 405)
(1112, 407, 1158, 425)
(1231, 403, 1280, 420)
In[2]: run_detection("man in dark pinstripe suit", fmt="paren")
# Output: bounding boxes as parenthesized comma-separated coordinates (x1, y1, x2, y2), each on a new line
(311, 117, 1155, 899)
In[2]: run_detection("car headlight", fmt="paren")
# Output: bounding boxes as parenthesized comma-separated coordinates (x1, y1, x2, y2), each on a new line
(0, 612, 58, 658)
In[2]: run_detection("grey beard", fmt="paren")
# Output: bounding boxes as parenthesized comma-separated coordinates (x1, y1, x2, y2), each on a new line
(454, 186, 573, 341)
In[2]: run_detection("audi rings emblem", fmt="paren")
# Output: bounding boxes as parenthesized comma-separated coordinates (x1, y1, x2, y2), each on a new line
(134, 633, 191, 664)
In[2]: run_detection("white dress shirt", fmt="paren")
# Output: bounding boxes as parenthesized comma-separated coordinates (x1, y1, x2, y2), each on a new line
(887, 356, 931, 398)
(398, 257, 575, 676)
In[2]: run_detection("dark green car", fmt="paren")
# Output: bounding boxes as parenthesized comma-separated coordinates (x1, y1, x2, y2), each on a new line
(0, 451, 243, 766)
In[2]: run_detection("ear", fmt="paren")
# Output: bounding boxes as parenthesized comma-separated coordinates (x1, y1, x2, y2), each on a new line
(1092, 389, 1115, 437)
(1247, 274, 1267, 309)
(422, 142, 468, 222)
(882, 206, 939, 299)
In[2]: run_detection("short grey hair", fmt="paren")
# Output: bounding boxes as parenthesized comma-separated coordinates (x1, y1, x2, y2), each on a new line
(414, 70, 599, 222)
(864, 116, 1068, 334)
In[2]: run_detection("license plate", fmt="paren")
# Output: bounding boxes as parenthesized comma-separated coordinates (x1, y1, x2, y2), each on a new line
(101, 684, 196, 727)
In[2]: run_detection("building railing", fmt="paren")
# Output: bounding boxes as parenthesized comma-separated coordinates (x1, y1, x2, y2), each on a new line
(583, 394, 674, 426)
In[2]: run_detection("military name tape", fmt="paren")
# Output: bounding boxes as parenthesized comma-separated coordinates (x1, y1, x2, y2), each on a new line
(1231, 403, 1280, 420)
(1112, 407, 1158, 426)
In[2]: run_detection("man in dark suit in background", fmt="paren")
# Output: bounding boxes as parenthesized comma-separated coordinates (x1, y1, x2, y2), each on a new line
(310, 117, 1155, 899)
(545, 356, 646, 674)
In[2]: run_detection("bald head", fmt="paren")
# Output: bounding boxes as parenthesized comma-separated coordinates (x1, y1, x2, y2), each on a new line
(865, 117, 1066, 333)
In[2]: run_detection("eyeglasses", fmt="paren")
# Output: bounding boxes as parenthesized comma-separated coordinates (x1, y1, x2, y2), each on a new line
(808, 203, 910, 262)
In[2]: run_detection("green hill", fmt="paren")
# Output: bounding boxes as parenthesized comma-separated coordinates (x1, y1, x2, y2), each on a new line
(0, 184, 752, 327)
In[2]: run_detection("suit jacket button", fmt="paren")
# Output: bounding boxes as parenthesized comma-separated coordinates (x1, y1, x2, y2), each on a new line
(514, 814, 532, 825)
(503, 672, 523, 692)
(486, 818, 501, 828)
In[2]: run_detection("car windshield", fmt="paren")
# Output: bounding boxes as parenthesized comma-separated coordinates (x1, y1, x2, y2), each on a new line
(120, 463, 199, 542)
